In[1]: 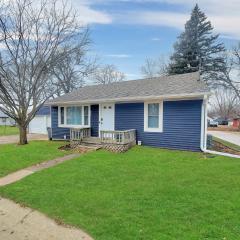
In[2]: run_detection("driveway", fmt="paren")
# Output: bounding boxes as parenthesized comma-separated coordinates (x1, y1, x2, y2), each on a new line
(0, 134, 48, 145)
(0, 198, 93, 240)
(208, 131, 240, 147)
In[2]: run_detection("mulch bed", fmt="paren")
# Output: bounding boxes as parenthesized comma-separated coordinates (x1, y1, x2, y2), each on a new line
(58, 144, 98, 154)
(211, 140, 240, 155)
(58, 144, 72, 151)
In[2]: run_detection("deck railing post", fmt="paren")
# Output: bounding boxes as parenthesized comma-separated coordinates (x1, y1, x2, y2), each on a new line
(100, 129, 136, 145)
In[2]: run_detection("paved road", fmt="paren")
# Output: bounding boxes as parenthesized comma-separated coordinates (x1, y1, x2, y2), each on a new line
(0, 134, 48, 144)
(208, 131, 240, 146)
(0, 198, 93, 240)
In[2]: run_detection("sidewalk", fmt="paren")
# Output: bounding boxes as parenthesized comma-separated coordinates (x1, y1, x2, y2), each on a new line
(0, 197, 93, 240)
(0, 154, 80, 186)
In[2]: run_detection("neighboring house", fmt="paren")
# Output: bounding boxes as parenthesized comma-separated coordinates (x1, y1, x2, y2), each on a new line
(215, 117, 229, 125)
(28, 106, 51, 134)
(47, 72, 210, 151)
(0, 110, 15, 126)
(233, 118, 240, 128)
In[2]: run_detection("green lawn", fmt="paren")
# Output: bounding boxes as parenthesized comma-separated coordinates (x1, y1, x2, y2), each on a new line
(1, 147, 240, 239)
(0, 125, 19, 136)
(213, 136, 240, 152)
(0, 141, 69, 177)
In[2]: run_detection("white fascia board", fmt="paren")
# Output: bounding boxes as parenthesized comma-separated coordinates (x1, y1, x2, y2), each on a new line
(46, 92, 211, 106)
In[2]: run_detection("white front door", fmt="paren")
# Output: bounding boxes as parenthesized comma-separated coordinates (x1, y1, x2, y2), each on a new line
(99, 103, 115, 132)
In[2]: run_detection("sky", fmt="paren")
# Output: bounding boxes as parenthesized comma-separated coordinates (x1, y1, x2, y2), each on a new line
(68, 0, 240, 79)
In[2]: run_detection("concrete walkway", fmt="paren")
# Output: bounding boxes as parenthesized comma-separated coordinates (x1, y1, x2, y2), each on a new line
(208, 131, 240, 147)
(0, 154, 80, 186)
(0, 197, 93, 240)
(0, 134, 48, 145)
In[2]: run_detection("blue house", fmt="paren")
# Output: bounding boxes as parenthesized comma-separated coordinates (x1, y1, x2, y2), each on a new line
(47, 72, 210, 152)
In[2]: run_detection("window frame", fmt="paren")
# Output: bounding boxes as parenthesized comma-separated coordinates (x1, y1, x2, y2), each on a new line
(58, 105, 91, 128)
(144, 101, 163, 132)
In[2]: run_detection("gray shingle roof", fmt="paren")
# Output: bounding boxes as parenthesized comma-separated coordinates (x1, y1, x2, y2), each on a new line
(48, 72, 210, 105)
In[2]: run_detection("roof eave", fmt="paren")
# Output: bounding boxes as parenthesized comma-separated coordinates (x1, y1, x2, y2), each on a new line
(46, 91, 211, 106)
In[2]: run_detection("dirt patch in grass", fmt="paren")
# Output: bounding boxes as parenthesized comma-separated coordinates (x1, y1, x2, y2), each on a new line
(58, 144, 99, 154)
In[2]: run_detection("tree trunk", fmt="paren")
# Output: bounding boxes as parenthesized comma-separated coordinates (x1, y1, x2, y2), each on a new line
(19, 125, 28, 145)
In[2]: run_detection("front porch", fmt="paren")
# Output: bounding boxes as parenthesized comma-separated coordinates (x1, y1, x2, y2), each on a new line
(70, 128, 136, 152)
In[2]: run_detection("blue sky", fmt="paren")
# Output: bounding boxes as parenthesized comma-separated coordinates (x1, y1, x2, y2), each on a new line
(71, 0, 240, 79)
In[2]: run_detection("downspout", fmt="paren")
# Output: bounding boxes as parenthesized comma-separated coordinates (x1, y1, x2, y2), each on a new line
(200, 95, 240, 158)
(200, 95, 207, 151)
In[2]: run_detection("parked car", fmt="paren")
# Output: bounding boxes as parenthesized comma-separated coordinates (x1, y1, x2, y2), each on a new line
(215, 118, 228, 125)
(208, 118, 218, 127)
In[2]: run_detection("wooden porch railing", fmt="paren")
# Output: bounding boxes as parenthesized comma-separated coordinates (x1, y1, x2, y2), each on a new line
(100, 129, 136, 145)
(70, 128, 91, 142)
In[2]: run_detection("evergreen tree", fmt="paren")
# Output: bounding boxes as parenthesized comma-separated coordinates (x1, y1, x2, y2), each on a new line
(168, 4, 225, 82)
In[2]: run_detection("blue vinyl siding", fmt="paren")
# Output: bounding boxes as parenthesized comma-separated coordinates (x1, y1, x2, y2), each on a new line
(115, 100, 202, 151)
(36, 106, 50, 116)
(51, 106, 70, 140)
(91, 105, 99, 137)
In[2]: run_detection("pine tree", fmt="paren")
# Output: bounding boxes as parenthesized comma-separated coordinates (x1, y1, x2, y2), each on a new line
(168, 4, 225, 82)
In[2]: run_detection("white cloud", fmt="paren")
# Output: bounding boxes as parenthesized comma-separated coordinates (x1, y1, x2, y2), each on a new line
(109, 0, 240, 39)
(105, 54, 132, 58)
(115, 11, 187, 29)
(71, 1, 112, 24)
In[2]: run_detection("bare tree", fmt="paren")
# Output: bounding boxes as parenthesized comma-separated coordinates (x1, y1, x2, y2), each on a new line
(51, 34, 97, 96)
(209, 87, 239, 120)
(141, 56, 168, 78)
(92, 64, 126, 85)
(217, 44, 240, 101)
(0, 0, 85, 144)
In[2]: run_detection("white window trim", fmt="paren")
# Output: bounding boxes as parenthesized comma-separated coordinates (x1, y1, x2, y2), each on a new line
(144, 101, 163, 132)
(58, 105, 91, 128)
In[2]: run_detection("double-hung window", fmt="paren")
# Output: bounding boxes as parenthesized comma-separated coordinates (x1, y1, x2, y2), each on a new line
(144, 101, 163, 132)
(66, 106, 82, 125)
(60, 107, 64, 125)
(58, 105, 90, 127)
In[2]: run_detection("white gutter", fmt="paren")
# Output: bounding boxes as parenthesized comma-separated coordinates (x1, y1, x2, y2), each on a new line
(200, 95, 208, 151)
(200, 95, 240, 159)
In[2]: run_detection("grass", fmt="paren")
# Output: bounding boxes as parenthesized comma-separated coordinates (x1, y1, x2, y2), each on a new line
(0, 141, 69, 177)
(0, 125, 19, 136)
(1, 146, 240, 239)
(213, 136, 240, 151)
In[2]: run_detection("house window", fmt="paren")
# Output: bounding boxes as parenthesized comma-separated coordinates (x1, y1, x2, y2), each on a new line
(144, 101, 163, 132)
(60, 107, 64, 124)
(148, 103, 159, 128)
(84, 106, 89, 125)
(59, 105, 90, 127)
(67, 106, 82, 125)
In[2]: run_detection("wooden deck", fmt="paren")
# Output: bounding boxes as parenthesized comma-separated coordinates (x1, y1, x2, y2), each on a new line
(70, 128, 136, 146)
